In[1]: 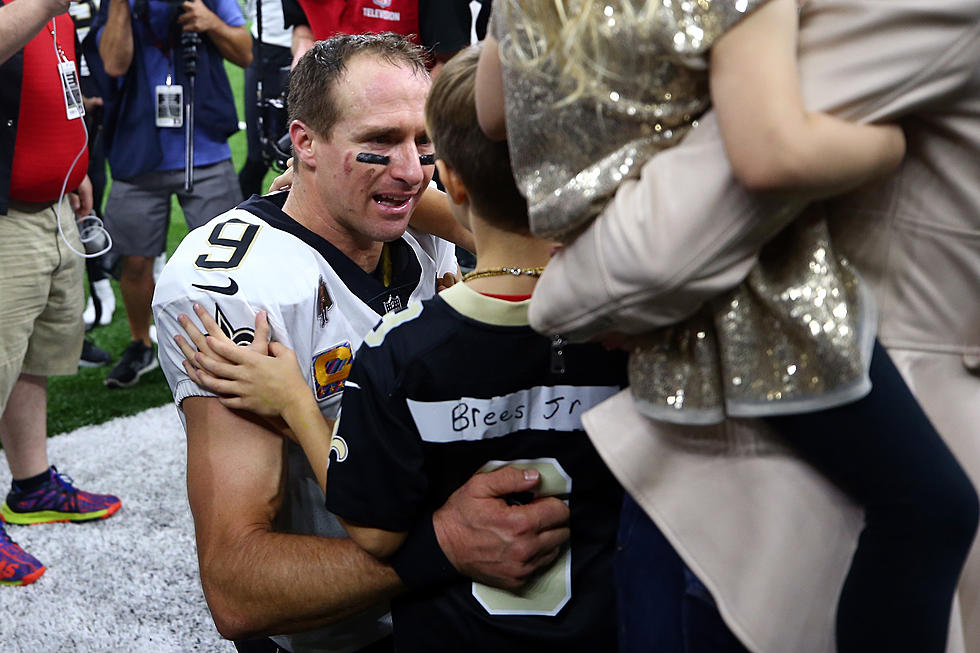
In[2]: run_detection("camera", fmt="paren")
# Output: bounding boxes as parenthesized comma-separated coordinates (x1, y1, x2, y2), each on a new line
(257, 65, 291, 171)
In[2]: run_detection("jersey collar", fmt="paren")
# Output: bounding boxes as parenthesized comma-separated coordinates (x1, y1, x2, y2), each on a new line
(240, 192, 423, 316)
(439, 283, 531, 327)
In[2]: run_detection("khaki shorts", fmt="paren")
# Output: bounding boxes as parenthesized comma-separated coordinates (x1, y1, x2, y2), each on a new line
(0, 197, 85, 412)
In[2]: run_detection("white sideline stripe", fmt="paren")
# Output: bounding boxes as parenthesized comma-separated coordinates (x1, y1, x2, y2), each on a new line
(407, 385, 619, 443)
(0, 404, 233, 652)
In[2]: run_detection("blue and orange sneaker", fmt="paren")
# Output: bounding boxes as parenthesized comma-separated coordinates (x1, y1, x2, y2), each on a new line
(0, 467, 121, 525)
(0, 522, 45, 586)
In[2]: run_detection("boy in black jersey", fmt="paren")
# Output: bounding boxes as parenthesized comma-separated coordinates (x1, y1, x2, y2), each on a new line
(318, 45, 630, 650)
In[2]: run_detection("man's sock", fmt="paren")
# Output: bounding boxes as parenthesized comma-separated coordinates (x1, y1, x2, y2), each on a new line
(10, 469, 50, 494)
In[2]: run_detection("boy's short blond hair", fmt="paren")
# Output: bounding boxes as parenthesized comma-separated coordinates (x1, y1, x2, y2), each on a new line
(424, 45, 529, 234)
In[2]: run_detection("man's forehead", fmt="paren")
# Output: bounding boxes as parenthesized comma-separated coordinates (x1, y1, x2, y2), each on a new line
(333, 57, 429, 133)
(337, 53, 429, 95)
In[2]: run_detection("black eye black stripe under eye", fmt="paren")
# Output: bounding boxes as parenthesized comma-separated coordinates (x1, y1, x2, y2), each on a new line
(355, 153, 436, 166)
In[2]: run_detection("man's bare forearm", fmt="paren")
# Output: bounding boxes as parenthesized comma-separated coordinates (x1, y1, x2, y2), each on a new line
(183, 397, 403, 640)
(200, 527, 402, 639)
(202, 22, 252, 68)
(0, 0, 70, 65)
(99, 0, 135, 77)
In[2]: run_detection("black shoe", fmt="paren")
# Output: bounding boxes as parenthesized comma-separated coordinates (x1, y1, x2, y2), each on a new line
(104, 340, 158, 388)
(79, 340, 112, 368)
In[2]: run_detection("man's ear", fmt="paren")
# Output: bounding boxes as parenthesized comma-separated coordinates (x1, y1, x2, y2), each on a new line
(436, 160, 468, 206)
(290, 120, 317, 168)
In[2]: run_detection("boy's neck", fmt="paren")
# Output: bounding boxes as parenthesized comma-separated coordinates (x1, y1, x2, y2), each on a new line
(464, 217, 556, 295)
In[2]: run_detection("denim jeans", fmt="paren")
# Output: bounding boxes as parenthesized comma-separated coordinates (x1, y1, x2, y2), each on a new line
(616, 493, 749, 653)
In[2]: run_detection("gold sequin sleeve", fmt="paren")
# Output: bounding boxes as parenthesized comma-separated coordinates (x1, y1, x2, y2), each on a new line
(493, 0, 770, 241)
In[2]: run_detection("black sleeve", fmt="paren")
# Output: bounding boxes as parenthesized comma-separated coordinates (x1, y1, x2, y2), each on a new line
(281, 0, 308, 29)
(418, 0, 473, 54)
(389, 513, 465, 590)
(325, 344, 428, 532)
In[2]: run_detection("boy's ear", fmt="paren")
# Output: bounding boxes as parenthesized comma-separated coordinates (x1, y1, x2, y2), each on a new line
(436, 160, 468, 206)
(290, 120, 317, 168)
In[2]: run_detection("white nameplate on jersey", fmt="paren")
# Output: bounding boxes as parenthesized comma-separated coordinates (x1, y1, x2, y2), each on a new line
(59, 61, 85, 120)
(155, 84, 183, 128)
(407, 385, 619, 443)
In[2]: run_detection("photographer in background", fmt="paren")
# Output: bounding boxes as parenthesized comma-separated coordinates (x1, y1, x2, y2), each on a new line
(0, 0, 122, 587)
(92, 0, 250, 388)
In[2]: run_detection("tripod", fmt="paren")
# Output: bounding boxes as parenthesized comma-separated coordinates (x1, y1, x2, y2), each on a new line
(182, 30, 200, 191)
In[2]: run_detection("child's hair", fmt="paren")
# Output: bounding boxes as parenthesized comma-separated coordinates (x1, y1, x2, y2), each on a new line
(424, 45, 530, 234)
(496, 1, 672, 106)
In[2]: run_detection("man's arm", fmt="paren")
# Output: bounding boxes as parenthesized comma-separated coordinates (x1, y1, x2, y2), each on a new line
(0, 0, 70, 64)
(178, 0, 252, 68)
(183, 396, 399, 639)
(411, 187, 476, 255)
(98, 0, 135, 77)
(182, 394, 569, 638)
(290, 24, 314, 67)
(529, 0, 980, 340)
(280, 0, 312, 66)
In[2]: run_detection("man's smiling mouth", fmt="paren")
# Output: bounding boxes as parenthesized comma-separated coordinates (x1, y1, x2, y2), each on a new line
(374, 193, 411, 209)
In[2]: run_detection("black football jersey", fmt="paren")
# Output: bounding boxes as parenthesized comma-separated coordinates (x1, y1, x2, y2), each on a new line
(327, 282, 627, 651)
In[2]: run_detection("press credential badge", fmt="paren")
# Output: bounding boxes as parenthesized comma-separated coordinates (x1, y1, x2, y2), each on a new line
(59, 60, 85, 120)
(156, 82, 183, 128)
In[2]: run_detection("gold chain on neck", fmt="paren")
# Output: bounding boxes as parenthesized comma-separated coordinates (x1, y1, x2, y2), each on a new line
(462, 266, 546, 282)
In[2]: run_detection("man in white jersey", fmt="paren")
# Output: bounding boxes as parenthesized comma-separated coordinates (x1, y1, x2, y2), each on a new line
(153, 34, 569, 653)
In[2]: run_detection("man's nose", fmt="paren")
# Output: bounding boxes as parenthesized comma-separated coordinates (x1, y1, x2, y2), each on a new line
(387, 142, 425, 187)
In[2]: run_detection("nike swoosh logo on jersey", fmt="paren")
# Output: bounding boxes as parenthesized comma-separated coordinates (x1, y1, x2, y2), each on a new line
(192, 278, 239, 296)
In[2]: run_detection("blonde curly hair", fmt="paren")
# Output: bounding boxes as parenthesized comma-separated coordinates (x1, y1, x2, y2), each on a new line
(495, 1, 661, 105)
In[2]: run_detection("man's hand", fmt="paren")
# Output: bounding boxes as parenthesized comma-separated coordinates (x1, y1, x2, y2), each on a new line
(44, 0, 72, 18)
(82, 96, 103, 115)
(69, 175, 94, 219)
(269, 158, 294, 192)
(436, 271, 459, 293)
(433, 466, 570, 590)
(179, 0, 219, 33)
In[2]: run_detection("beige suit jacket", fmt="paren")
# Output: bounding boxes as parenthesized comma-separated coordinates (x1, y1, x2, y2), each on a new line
(530, 1, 980, 651)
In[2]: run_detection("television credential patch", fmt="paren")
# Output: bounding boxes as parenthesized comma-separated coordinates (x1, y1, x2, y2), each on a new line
(312, 342, 354, 401)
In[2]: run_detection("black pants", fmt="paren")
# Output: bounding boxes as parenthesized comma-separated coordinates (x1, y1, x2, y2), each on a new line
(768, 341, 978, 653)
(616, 493, 750, 653)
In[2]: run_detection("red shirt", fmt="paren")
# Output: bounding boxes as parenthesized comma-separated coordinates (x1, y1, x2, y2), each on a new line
(9, 12, 88, 203)
(298, 0, 420, 44)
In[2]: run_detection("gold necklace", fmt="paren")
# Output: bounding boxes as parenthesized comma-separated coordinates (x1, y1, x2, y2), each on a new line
(462, 266, 546, 282)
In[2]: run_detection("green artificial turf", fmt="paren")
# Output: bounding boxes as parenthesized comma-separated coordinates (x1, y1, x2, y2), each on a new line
(44, 61, 281, 436)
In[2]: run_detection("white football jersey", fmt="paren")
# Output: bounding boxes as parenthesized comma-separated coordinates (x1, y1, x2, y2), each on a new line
(152, 192, 457, 653)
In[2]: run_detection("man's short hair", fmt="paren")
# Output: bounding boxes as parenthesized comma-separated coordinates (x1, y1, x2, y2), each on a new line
(288, 33, 430, 139)
(425, 45, 530, 234)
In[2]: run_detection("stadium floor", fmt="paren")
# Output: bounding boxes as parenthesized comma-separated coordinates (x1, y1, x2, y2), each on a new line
(0, 405, 233, 652)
